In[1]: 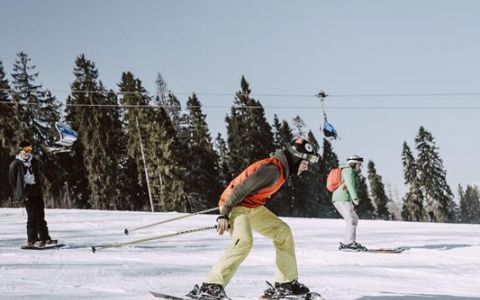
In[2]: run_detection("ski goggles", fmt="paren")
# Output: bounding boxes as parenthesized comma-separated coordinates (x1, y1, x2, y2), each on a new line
(286, 144, 320, 164)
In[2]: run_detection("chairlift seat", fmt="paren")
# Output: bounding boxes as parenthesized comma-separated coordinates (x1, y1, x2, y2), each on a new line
(54, 123, 78, 147)
(322, 122, 339, 139)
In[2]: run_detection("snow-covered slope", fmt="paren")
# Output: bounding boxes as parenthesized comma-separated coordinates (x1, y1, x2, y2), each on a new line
(1, 208, 479, 300)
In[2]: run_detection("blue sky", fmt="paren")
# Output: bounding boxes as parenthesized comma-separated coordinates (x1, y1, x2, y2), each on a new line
(1, 0, 479, 200)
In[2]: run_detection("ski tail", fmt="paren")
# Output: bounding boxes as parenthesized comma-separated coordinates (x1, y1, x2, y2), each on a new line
(150, 291, 189, 299)
(366, 246, 408, 253)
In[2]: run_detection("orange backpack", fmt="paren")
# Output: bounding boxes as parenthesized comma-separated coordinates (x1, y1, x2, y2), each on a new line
(326, 167, 343, 192)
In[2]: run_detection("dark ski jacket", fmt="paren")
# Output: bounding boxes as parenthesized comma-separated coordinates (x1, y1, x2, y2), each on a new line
(9, 157, 43, 202)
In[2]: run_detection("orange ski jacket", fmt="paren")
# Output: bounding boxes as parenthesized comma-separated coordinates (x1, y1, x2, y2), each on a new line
(219, 152, 287, 216)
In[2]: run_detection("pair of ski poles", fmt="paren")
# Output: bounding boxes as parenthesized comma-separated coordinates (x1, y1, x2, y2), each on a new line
(91, 207, 219, 253)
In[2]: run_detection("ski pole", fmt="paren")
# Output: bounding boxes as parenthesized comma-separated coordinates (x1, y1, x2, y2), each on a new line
(123, 207, 219, 235)
(92, 225, 217, 253)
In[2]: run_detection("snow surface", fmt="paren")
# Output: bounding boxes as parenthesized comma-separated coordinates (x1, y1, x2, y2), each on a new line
(1, 208, 480, 300)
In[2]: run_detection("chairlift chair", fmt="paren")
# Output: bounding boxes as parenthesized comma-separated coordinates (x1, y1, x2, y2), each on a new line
(47, 122, 78, 154)
(317, 91, 340, 140)
(321, 121, 339, 140)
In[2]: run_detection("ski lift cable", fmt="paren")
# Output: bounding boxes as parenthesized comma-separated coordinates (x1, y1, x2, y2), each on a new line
(1, 88, 480, 98)
(2, 100, 480, 110)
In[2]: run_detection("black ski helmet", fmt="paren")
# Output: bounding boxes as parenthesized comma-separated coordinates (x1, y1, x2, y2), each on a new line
(284, 138, 319, 175)
(346, 155, 364, 165)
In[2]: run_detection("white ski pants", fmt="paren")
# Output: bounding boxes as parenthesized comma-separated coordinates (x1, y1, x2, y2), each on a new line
(333, 201, 359, 244)
(206, 205, 298, 287)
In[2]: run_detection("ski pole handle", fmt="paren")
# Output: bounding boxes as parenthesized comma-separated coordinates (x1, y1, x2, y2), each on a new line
(93, 225, 217, 253)
(124, 207, 219, 235)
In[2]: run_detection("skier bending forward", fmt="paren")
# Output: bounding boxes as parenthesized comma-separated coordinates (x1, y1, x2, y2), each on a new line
(187, 138, 320, 299)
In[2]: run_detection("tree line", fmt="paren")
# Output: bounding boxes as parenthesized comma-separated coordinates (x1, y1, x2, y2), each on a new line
(0, 52, 478, 223)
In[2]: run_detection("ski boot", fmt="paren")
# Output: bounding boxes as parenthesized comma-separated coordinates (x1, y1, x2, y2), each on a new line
(262, 280, 310, 299)
(339, 241, 368, 252)
(187, 283, 230, 299)
(35, 239, 57, 248)
(35, 240, 46, 248)
(45, 239, 58, 245)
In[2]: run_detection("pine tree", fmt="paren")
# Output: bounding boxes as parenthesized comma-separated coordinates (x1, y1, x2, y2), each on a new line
(355, 173, 375, 219)
(154, 74, 182, 134)
(272, 114, 283, 148)
(156, 91, 191, 201)
(321, 139, 339, 171)
(319, 138, 340, 217)
(415, 127, 455, 222)
(163, 91, 183, 132)
(225, 76, 274, 177)
(367, 160, 390, 220)
(292, 115, 306, 137)
(123, 77, 185, 212)
(279, 120, 294, 145)
(130, 88, 186, 212)
(401, 142, 428, 221)
(457, 185, 465, 223)
(459, 185, 480, 224)
(145, 103, 186, 211)
(87, 87, 123, 209)
(154, 72, 169, 106)
(214, 133, 230, 189)
(10, 52, 60, 157)
(64, 55, 97, 208)
(0, 61, 16, 146)
(118, 72, 150, 210)
(183, 93, 222, 210)
(386, 184, 402, 220)
(0, 60, 18, 206)
(65, 54, 122, 209)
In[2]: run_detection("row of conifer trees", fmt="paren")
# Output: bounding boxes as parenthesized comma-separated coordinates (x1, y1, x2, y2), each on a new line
(0, 52, 478, 223)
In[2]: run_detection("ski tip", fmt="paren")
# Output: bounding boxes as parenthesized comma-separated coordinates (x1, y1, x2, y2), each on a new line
(124, 228, 129, 235)
(91, 246, 96, 253)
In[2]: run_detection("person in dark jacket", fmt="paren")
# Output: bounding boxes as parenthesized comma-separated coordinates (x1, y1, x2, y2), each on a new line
(9, 140, 53, 247)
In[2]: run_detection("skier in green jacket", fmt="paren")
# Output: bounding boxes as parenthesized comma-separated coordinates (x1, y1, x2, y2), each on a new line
(332, 155, 367, 251)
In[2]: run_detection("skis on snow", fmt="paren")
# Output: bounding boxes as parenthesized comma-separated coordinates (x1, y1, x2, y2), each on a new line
(150, 291, 226, 300)
(365, 246, 408, 253)
(21, 240, 65, 250)
(340, 246, 408, 254)
(150, 291, 192, 300)
(260, 292, 324, 300)
(260, 293, 324, 300)
(260, 281, 324, 300)
(150, 285, 325, 300)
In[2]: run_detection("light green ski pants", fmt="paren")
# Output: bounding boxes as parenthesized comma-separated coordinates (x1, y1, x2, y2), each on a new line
(206, 205, 298, 287)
